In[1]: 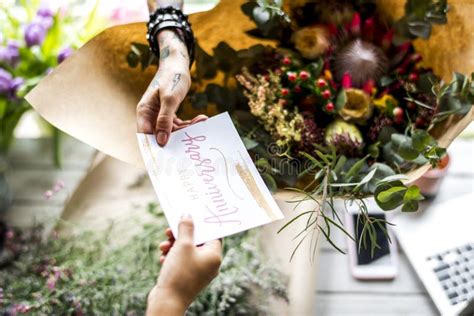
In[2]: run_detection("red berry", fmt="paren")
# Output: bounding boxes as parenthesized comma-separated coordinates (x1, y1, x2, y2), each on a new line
(325, 102, 335, 112)
(410, 54, 422, 63)
(415, 117, 425, 127)
(322, 89, 331, 99)
(282, 57, 291, 65)
(281, 88, 289, 96)
(408, 72, 419, 81)
(287, 72, 297, 82)
(294, 85, 302, 93)
(393, 107, 404, 123)
(317, 79, 327, 88)
(407, 101, 416, 110)
(299, 71, 310, 80)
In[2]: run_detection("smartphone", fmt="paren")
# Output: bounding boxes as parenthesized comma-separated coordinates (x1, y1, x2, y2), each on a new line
(345, 202, 398, 280)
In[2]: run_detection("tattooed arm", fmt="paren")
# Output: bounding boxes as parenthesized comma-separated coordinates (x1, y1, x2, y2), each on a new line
(137, 0, 196, 146)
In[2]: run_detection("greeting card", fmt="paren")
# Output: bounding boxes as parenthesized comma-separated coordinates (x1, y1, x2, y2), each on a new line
(137, 112, 284, 244)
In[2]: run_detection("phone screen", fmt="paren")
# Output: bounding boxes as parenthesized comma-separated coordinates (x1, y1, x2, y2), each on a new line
(353, 214, 391, 266)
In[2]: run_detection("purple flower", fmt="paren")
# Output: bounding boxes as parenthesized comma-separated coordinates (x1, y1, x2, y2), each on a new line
(37, 7, 54, 19)
(0, 69, 23, 98)
(36, 7, 54, 29)
(0, 41, 20, 67)
(0, 69, 12, 94)
(24, 22, 47, 47)
(57, 47, 73, 64)
(11, 77, 24, 91)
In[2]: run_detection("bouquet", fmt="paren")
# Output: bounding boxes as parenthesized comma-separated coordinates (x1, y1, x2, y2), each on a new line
(0, 1, 102, 162)
(128, 0, 474, 254)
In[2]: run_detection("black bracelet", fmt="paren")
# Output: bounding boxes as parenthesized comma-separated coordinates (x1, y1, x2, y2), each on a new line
(146, 6, 195, 68)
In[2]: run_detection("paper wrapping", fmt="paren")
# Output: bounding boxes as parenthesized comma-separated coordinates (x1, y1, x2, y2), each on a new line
(26, 0, 473, 181)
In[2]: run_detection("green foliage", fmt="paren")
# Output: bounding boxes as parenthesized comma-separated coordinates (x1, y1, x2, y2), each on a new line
(394, 0, 448, 42)
(0, 208, 287, 314)
(240, 0, 290, 39)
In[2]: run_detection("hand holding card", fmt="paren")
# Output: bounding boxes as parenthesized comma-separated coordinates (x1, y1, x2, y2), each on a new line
(137, 112, 284, 244)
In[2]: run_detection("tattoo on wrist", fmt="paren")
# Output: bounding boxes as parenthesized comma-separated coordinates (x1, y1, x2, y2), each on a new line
(146, 73, 161, 93)
(160, 46, 170, 61)
(171, 73, 181, 91)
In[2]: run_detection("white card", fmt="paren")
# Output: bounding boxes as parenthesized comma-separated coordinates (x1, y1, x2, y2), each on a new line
(137, 112, 284, 244)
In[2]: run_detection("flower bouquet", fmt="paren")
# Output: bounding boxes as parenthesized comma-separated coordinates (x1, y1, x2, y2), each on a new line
(0, 1, 103, 161)
(126, 0, 473, 256)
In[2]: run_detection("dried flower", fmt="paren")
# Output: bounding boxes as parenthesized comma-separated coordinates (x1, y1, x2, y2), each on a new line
(292, 26, 329, 60)
(297, 112, 325, 152)
(368, 115, 393, 142)
(339, 88, 373, 123)
(237, 69, 303, 147)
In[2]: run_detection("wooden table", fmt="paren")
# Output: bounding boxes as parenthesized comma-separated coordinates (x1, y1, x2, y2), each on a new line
(314, 138, 474, 316)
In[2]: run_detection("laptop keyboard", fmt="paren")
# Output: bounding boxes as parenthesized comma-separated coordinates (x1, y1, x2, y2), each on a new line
(426, 243, 474, 306)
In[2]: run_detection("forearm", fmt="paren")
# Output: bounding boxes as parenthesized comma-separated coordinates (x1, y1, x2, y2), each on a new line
(146, 286, 188, 316)
(147, 0, 183, 12)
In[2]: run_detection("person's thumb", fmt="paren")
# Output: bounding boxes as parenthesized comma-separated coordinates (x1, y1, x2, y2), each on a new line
(177, 214, 194, 245)
(155, 102, 176, 146)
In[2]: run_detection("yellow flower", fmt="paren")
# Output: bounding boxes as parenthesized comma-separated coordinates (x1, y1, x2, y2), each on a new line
(373, 94, 398, 112)
(339, 88, 373, 123)
(292, 26, 329, 60)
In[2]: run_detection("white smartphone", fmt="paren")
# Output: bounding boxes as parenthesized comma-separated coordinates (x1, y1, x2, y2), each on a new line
(345, 201, 398, 280)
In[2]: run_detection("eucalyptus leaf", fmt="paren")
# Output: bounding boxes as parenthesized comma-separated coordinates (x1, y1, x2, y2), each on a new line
(411, 129, 433, 151)
(402, 200, 419, 212)
(391, 134, 419, 161)
(374, 180, 406, 210)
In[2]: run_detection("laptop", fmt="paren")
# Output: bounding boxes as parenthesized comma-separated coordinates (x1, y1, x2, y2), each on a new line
(392, 193, 474, 316)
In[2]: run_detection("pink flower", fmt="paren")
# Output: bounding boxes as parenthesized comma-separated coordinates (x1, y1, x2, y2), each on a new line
(44, 190, 53, 200)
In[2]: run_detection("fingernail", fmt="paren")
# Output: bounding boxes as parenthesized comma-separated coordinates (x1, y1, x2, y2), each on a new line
(157, 131, 169, 146)
(181, 213, 192, 220)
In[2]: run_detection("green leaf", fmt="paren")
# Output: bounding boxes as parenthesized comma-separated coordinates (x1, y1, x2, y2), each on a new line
(344, 156, 367, 182)
(335, 90, 347, 111)
(261, 173, 278, 192)
(41, 14, 62, 58)
(411, 129, 433, 151)
(377, 186, 407, 203)
(0, 99, 7, 119)
(368, 143, 379, 159)
(374, 180, 406, 211)
(404, 185, 424, 202)
(354, 167, 378, 191)
(391, 134, 420, 161)
(402, 200, 419, 212)
(407, 20, 431, 39)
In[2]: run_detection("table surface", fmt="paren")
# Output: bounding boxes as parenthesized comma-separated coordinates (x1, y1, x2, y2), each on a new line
(3, 136, 473, 316)
(314, 138, 474, 316)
